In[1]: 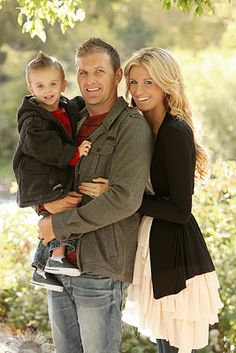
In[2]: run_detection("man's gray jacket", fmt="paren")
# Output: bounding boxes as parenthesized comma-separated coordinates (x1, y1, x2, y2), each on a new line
(52, 97, 153, 283)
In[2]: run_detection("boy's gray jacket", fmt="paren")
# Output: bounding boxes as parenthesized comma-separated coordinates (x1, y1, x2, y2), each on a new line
(52, 97, 153, 283)
(13, 95, 84, 207)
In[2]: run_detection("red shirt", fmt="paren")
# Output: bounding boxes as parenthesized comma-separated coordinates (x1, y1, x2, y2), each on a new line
(52, 107, 73, 136)
(51, 107, 80, 165)
(75, 112, 107, 146)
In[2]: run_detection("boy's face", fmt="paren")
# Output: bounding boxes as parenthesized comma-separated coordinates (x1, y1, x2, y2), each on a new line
(28, 67, 67, 111)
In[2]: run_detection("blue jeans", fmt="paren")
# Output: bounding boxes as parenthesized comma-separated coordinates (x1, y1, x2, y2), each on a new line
(156, 339, 197, 353)
(48, 273, 127, 353)
(32, 239, 78, 270)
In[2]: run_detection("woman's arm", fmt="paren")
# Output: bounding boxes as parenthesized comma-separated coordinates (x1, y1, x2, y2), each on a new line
(139, 123, 195, 224)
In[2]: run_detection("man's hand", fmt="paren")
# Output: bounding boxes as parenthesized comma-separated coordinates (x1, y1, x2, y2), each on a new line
(38, 216, 55, 246)
(44, 191, 82, 214)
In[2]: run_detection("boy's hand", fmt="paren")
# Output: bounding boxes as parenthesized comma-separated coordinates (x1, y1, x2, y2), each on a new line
(78, 140, 92, 157)
(38, 216, 55, 246)
(44, 191, 82, 214)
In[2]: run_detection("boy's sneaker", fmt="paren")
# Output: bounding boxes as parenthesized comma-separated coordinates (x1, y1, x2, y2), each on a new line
(30, 271, 64, 292)
(45, 257, 81, 276)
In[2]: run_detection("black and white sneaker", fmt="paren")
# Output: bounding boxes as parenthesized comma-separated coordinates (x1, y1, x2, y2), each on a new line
(45, 257, 81, 276)
(30, 271, 64, 292)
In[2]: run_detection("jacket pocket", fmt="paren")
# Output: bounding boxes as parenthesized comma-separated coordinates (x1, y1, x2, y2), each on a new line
(19, 157, 50, 204)
(80, 139, 115, 177)
(18, 156, 72, 206)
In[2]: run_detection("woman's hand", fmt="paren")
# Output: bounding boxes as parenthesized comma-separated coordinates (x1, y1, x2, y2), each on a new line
(79, 178, 109, 198)
(44, 191, 82, 214)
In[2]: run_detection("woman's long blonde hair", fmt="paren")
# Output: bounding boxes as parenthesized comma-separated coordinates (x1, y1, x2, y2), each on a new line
(124, 47, 209, 180)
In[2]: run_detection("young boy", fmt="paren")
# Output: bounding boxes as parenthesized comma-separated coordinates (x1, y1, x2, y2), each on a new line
(13, 51, 91, 292)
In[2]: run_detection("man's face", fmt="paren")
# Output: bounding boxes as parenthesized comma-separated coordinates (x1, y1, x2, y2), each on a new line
(76, 52, 122, 115)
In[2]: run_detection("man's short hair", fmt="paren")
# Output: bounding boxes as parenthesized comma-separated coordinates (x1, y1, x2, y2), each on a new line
(26, 51, 65, 84)
(76, 37, 120, 72)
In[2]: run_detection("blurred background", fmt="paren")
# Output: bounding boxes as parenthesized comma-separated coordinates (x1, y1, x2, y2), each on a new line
(0, 0, 235, 352)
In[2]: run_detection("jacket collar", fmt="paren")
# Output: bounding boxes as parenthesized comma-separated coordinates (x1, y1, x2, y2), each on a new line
(102, 97, 128, 130)
(77, 97, 128, 143)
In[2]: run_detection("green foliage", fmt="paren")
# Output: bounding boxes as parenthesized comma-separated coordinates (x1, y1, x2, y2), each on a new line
(0, 0, 5, 10)
(175, 49, 236, 161)
(162, 0, 214, 15)
(0, 205, 50, 336)
(0, 0, 216, 42)
(121, 325, 156, 352)
(0, 45, 34, 160)
(0, 159, 235, 352)
(193, 159, 236, 352)
(16, 0, 85, 42)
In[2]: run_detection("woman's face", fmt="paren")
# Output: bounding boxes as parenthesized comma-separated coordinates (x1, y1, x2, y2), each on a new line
(128, 64, 165, 114)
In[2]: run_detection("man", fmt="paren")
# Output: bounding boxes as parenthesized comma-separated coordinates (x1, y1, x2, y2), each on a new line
(38, 38, 152, 353)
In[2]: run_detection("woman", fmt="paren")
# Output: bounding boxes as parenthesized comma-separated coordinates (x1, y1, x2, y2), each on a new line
(120, 48, 223, 353)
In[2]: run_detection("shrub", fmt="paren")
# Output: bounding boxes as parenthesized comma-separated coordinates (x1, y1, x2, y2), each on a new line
(193, 159, 236, 353)
(0, 204, 51, 338)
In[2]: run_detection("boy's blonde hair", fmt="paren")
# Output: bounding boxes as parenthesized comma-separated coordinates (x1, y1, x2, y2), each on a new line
(26, 51, 65, 84)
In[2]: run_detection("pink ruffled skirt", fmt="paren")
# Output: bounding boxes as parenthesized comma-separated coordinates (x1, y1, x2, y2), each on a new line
(122, 216, 223, 353)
